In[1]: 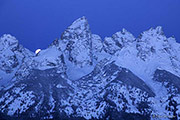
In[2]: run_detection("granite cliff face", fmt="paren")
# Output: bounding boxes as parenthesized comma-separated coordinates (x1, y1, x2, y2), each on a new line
(0, 17, 180, 120)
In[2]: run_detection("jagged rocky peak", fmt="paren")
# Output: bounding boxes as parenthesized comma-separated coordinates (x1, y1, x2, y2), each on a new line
(0, 34, 18, 51)
(136, 26, 172, 61)
(149, 26, 164, 35)
(65, 16, 89, 32)
(0, 35, 25, 74)
(0, 34, 34, 56)
(0, 34, 34, 86)
(61, 16, 91, 40)
(103, 28, 135, 55)
(112, 28, 135, 45)
(137, 26, 166, 43)
(60, 16, 93, 68)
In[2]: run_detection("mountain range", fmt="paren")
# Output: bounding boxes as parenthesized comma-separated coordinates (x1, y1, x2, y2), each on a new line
(0, 16, 180, 120)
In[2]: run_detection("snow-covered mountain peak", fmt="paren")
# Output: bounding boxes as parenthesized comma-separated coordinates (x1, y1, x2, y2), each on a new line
(68, 16, 88, 29)
(155, 26, 163, 34)
(121, 28, 133, 35)
(122, 28, 128, 33)
(0, 34, 31, 73)
(103, 29, 135, 55)
(61, 16, 90, 40)
(0, 34, 34, 89)
(136, 26, 171, 61)
(0, 34, 34, 57)
(60, 17, 93, 69)
(143, 26, 164, 37)
(112, 29, 135, 44)
(0, 34, 18, 51)
(148, 26, 163, 35)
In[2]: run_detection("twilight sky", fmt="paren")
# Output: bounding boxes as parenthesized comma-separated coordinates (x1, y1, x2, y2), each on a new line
(0, 0, 180, 51)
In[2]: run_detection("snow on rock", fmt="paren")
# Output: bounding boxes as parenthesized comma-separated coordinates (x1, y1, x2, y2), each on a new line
(113, 26, 180, 86)
(0, 34, 34, 88)
(103, 28, 135, 55)
(61, 16, 93, 68)
(32, 46, 66, 72)
(7, 91, 35, 115)
(92, 34, 103, 53)
(0, 34, 20, 73)
(58, 17, 98, 80)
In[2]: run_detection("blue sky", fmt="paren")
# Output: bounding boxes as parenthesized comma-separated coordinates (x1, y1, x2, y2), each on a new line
(0, 0, 180, 51)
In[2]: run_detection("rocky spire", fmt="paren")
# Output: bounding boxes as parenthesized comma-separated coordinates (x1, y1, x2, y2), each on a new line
(103, 29, 135, 55)
(61, 16, 93, 68)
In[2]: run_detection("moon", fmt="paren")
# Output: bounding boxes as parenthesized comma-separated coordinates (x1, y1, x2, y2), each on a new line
(35, 49, 41, 54)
